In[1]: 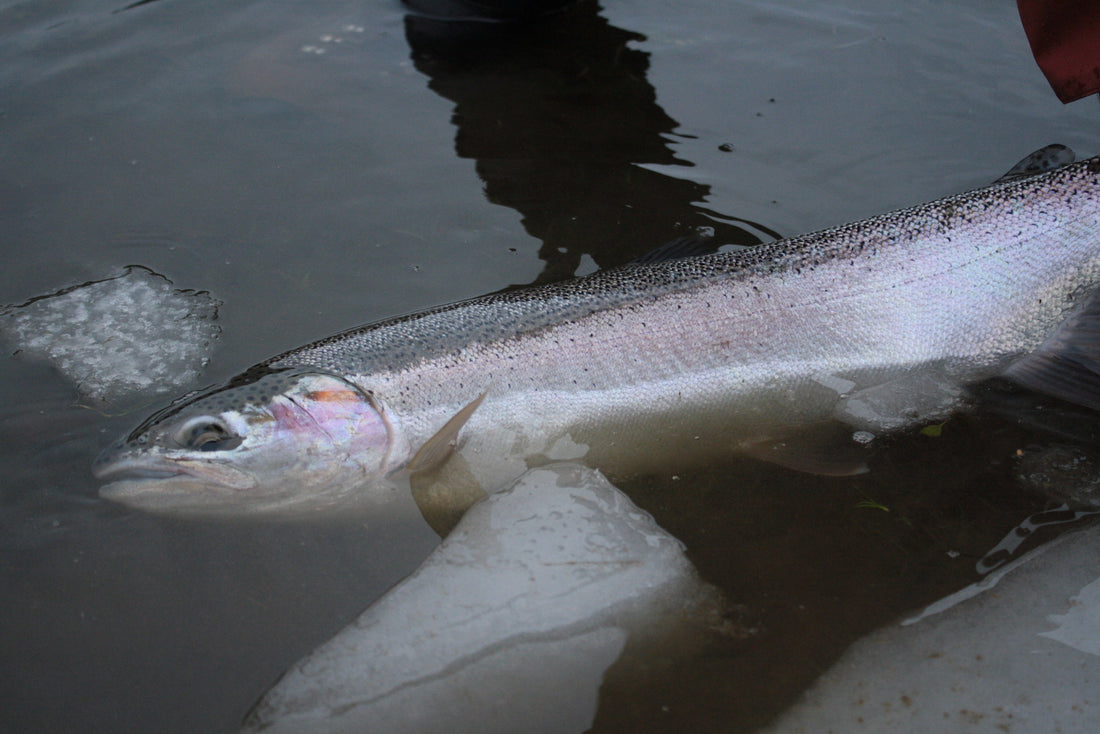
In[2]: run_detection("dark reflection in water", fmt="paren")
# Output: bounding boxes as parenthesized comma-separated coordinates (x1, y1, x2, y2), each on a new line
(404, 0, 777, 284)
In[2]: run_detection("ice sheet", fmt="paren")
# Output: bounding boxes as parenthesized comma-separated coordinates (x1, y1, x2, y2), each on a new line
(244, 462, 707, 734)
(764, 523, 1100, 734)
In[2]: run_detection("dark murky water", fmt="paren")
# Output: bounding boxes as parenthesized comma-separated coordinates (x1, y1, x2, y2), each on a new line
(1, 0, 1096, 731)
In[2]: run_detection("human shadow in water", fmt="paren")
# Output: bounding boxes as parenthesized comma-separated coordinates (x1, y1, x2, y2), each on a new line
(403, 0, 779, 285)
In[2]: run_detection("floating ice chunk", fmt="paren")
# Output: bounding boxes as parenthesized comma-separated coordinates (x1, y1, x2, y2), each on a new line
(243, 463, 705, 734)
(0, 266, 220, 405)
(813, 372, 857, 396)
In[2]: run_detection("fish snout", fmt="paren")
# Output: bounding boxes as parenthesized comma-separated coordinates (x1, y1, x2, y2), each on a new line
(91, 441, 128, 479)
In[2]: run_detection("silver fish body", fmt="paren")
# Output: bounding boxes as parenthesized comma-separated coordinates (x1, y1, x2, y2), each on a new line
(94, 158, 1100, 515)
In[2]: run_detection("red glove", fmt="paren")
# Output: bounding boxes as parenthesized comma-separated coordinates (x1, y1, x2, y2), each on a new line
(1018, 0, 1100, 102)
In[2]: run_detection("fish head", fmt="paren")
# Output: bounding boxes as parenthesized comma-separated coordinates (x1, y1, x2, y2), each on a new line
(93, 369, 399, 515)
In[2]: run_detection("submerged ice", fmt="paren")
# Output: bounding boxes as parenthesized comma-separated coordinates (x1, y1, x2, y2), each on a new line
(244, 463, 708, 734)
(764, 523, 1100, 734)
(1, 266, 220, 405)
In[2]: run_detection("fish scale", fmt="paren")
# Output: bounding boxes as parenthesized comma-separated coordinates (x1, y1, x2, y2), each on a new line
(271, 159, 1100, 374)
(272, 156, 1100, 435)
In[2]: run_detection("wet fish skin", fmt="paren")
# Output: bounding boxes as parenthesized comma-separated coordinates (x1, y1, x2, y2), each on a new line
(94, 158, 1100, 515)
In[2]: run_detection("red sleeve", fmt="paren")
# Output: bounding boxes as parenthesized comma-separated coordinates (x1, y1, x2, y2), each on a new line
(1018, 0, 1100, 103)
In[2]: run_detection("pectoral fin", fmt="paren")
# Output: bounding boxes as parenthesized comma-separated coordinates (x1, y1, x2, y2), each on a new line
(407, 390, 488, 474)
(409, 452, 489, 537)
(739, 424, 871, 477)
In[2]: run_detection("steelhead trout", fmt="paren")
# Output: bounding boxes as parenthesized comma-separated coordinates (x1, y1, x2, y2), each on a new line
(94, 157, 1100, 515)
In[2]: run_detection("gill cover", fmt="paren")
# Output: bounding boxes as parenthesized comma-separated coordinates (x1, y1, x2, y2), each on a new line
(94, 369, 397, 515)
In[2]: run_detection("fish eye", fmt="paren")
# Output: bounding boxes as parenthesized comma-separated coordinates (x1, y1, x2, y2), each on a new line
(176, 417, 243, 452)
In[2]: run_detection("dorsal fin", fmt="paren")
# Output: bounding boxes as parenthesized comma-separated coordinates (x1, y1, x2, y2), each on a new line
(993, 144, 1075, 183)
(626, 234, 718, 265)
(407, 390, 488, 474)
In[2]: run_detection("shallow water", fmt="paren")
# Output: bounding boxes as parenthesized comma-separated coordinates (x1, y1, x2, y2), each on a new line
(1, 0, 1097, 731)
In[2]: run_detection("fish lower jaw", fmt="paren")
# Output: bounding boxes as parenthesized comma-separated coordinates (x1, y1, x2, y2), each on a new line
(91, 456, 193, 485)
(93, 466, 180, 482)
(97, 468, 274, 517)
(94, 455, 259, 495)
(97, 478, 251, 516)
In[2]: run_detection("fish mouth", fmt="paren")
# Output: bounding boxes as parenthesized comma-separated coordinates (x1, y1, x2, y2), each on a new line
(95, 460, 212, 510)
(92, 464, 182, 482)
(97, 472, 260, 517)
(92, 451, 187, 482)
(93, 452, 258, 494)
(94, 461, 207, 504)
(97, 470, 261, 519)
(92, 442, 192, 481)
(94, 456, 314, 518)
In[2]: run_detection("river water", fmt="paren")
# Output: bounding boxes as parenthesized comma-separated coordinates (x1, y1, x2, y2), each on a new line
(1, 0, 1097, 731)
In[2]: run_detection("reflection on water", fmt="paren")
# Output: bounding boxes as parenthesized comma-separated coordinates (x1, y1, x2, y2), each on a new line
(0, 0, 1097, 732)
(406, 0, 778, 284)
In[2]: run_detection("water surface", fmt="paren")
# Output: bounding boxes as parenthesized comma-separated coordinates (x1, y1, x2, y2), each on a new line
(1, 0, 1096, 731)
